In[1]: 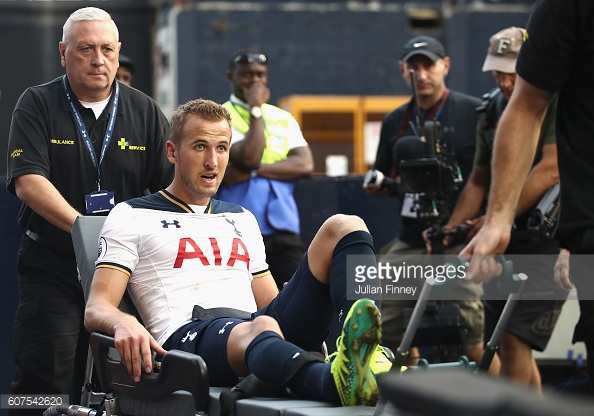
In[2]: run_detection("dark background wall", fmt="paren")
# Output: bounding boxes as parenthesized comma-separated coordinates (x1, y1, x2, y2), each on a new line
(170, 2, 532, 113)
(0, 0, 535, 409)
(0, 1, 535, 174)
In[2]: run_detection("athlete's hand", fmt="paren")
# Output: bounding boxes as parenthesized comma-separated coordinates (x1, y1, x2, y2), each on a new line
(113, 315, 167, 382)
(459, 223, 510, 282)
(554, 248, 573, 291)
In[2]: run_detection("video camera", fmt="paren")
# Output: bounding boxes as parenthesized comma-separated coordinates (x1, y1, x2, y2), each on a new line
(365, 120, 462, 222)
(398, 120, 463, 221)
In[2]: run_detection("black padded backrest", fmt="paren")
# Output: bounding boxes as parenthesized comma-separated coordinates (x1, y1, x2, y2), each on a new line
(72, 215, 140, 319)
(72, 215, 106, 303)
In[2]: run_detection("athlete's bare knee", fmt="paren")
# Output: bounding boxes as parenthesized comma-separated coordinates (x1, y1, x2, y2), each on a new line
(307, 215, 370, 283)
(228, 317, 282, 353)
(249, 315, 283, 338)
(319, 214, 369, 243)
(226, 316, 284, 376)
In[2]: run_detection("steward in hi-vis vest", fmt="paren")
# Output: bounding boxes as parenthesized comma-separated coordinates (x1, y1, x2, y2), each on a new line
(215, 50, 314, 290)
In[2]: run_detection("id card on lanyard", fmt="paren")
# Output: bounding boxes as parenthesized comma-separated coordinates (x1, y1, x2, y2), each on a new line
(62, 76, 119, 214)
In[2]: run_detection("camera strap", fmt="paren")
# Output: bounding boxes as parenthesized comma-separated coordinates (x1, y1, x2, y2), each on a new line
(392, 89, 449, 177)
(396, 89, 449, 139)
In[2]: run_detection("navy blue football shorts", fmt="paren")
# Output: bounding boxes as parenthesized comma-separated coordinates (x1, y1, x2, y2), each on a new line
(163, 252, 333, 386)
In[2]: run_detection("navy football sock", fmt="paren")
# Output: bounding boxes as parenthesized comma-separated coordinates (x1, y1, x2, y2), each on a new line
(244, 331, 334, 401)
(244, 331, 305, 385)
(287, 362, 341, 404)
(329, 230, 378, 328)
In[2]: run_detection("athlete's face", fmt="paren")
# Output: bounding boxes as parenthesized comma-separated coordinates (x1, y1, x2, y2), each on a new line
(400, 55, 450, 104)
(168, 115, 231, 205)
(59, 20, 120, 102)
(492, 71, 517, 100)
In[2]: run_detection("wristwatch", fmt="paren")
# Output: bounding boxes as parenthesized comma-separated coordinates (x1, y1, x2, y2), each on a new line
(250, 106, 263, 119)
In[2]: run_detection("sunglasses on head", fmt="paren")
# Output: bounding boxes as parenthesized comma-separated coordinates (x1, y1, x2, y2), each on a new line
(232, 53, 268, 66)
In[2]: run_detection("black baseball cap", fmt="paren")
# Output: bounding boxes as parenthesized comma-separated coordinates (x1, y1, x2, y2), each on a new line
(400, 36, 446, 62)
(118, 54, 135, 74)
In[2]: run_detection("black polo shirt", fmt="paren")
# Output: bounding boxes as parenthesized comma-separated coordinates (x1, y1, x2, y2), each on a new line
(6, 76, 174, 259)
(374, 89, 480, 246)
(517, 0, 594, 250)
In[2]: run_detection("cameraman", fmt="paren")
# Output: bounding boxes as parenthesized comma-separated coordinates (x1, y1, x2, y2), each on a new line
(428, 27, 567, 392)
(364, 36, 484, 365)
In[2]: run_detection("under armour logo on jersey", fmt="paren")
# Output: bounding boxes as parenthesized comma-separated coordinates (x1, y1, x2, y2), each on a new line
(181, 331, 197, 343)
(225, 218, 242, 237)
(219, 321, 234, 335)
(161, 219, 181, 228)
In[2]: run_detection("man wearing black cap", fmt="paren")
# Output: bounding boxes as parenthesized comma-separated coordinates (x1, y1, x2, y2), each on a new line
(116, 53, 135, 86)
(365, 35, 483, 365)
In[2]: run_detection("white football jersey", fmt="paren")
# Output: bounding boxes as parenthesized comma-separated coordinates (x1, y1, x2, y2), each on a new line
(96, 190, 269, 344)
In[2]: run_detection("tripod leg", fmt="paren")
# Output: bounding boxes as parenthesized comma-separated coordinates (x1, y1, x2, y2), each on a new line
(477, 291, 521, 372)
(392, 279, 434, 370)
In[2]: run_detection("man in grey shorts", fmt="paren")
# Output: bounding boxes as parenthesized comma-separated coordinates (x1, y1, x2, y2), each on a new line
(435, 27, 567, 391)
(365, 35, 485, 366)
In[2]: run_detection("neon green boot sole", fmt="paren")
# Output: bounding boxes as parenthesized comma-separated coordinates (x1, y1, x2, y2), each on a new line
(330, 299, 381, 406)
